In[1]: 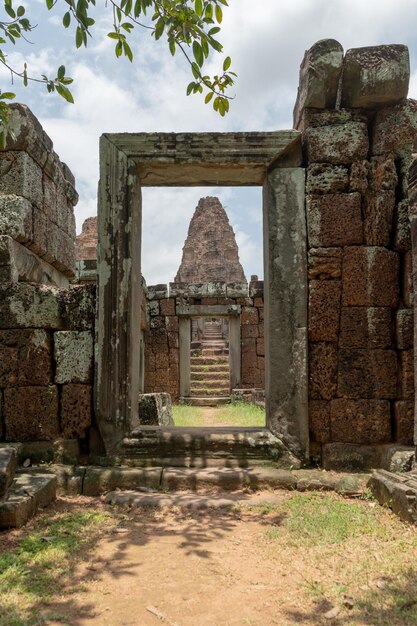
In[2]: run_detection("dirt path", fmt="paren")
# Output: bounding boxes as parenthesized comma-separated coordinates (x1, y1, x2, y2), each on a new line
(48, 503, 305, 626)
(194, 406, 233, 426)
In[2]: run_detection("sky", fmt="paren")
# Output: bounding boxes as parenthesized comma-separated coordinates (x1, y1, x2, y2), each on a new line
(3, 0, 417, 283)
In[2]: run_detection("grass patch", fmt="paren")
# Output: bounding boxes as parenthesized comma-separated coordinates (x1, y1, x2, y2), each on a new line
(260, 491, 417, 625)
(172, 402, 265, 427)
(0, 503, 113, 626)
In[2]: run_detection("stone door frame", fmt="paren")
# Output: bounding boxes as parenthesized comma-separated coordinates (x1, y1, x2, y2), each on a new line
(177, 304, 242, 398)
(96, 131, 309, 460)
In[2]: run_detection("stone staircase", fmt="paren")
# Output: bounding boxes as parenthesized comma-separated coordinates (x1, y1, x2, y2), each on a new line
(189, 320, 230, 406)
(0, 446, 56, 528)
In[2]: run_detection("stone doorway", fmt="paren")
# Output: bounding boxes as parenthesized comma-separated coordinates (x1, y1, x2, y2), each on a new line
(96, 131, 308, 461)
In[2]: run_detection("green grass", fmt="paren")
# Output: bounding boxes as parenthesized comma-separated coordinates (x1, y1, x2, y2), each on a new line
(0, 506, 113, 626)
(172, 401, 265, 427)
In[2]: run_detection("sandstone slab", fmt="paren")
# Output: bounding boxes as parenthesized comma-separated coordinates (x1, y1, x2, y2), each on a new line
(337, 348, 397, 398)
(309, 280, 341, 342)
(394, 401, 414, 446)
(372, 100, 417, 157)
(293, 39, 344, 129)
(342, 247, 399, 307)
(341, 44, 409, 108)
(0, 447, 17, 498)
(60, 384, 93, 439)
(0, 329, 52, 386)
(0, 471, 56, 528)
(339, 307, 392, 349)
(0, 194, 32, 244)
(308, 247, 342, 280)
(309, 343, 338, 400)
(54, 330, 94, 383)
(138, 393, 174, 426)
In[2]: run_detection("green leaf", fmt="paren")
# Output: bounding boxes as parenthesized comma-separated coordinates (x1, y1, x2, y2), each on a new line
(63, 11, 71, 27)
(204, 91, 213, 104)
(57, 65, 65, 79)
(17, 5, 25, 17)
(186, 81, 195, 96)
(5, 4, 15, 19)
(205, 4, 213, 19)
(191, 62, 200, 79)
(169, 38, 176, 56)
(56, 84, 74, 103)
(107, 32, 120, 40)
(46, 0, 54, 9)
(75, 26, 83, 48)
(193, 40, 203, 67)
(223, 56, 231, 71)
(215, 5, 223, 23)
(123, 40, 133, 62)
(154, 18, 164, 40)
(195, 0, 203, 16)
(0, 92, 15, 100)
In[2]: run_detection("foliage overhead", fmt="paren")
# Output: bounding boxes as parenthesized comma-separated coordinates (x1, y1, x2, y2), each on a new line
(0, 0, 235, 143)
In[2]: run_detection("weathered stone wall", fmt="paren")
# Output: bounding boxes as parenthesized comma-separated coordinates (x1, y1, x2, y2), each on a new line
(144, 280, 265, 400)
(0, 104, 77, 279)
(295, 41, 417, 459)
(0, 108, 95, 451)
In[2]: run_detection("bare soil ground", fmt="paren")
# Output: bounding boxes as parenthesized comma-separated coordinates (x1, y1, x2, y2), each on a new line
(2, 492, 417, 626)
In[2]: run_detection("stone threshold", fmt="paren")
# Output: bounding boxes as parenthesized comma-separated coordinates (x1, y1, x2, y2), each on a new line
(25, 464, 370, 498)
(369, 469, 417, 524)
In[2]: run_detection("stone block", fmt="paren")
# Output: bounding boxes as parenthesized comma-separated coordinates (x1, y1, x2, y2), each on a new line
(150, 316, 165, 329)
(330, 399, 391, 444)
(363, 190, 395, 246)
(256, 337, 265, 356)
(0, 283, 63, 329)
(308, 280, 341, 342)
(394, 200, 411, 252)
(398, 350, 414, 399)
(0, 329, 52, 386)
(147, 284, 168, 300)
(306, 163, 349, 195)
(372, 100, 417, 158)
(160, 298, 176, 316)
(167, 331, 179, 349)
(308, 247, 342, 280)
(166, 316, 178, 332)
(342, 247, 399, 307)
(169, 349, 179, 365)
(60, 384, 93, 439)
(7, 104, 52, 168)
(309, 342, 338, 400)
(249, 280, 264, 298)
(60, 284, 96, 331)
(369, 154, 398, 191)
(396, 309, 413, 350)
(0, 471, 56, 528)
(155, 352, 169, 369)
(138, 393, 174, 426)
(402, 250, 413, 307)
(242, 338, 256, 354)
(293, 39, 344, 129)
(148, 301, 159, 316)
(4, 386, 59, 441)
(0, 194, 32, 243)
(82, 466, 162, 497)
(54, 331, 94, 384)
(226, 283, 248, 298)
(322, 442, 385, 471)
(43, 173, 57, 223)
(0, 236, 69, 288)
(0, 447, 17, 498)
(0, 151, 43, 208)
(241, 307, 259, 325)
(349, 160, 369, 195)
(253, 297, 263, 307)
(394, 401, 414, 446)
(341, 44, 409, 108)
(306, 193, 363, 247)
(339, 307, 392, 349)
(309, 400, 331, 443)
(338, 349, 397, 399)
(304, 122, 368, 164)
(30, 208, 48, 258)
(242, 324, 258, 338)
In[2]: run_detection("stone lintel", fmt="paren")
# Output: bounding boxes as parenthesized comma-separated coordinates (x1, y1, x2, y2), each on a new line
(103, 131, 301, 186)
(177, 304, 241, 317)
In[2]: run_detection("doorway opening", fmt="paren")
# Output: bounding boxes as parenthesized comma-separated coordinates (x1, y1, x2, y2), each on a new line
(190, 316, 230, 401)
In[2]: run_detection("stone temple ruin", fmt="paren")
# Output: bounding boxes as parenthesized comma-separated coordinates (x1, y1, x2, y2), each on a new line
(2, 39, 417, 524)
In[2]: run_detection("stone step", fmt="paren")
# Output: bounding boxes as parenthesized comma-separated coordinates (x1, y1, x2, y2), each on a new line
(0, 470, 57, 528)
(0, 447, 17, 498)
(190, 379, 230, 389)
(191, 371, 230, 381)
(116, 427, 298, 468)
(182, 396, 231, 407)
(190, 390, 230, 397)
(191, 364, 229, 373)
(49, 464, 370, 498)
(191, 356, 229, 365)
(201, 348, 229, 356)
